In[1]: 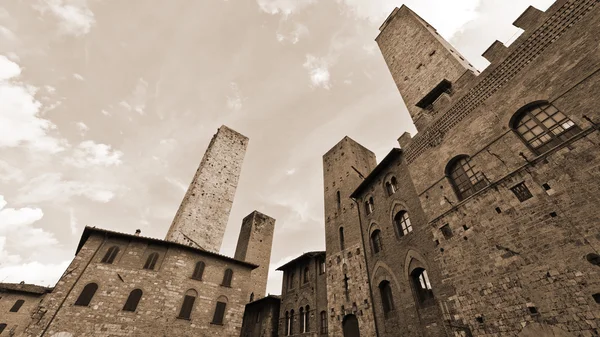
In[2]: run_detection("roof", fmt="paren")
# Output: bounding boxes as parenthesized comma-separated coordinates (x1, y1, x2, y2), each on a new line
(276, 251, 325, 271)
(77, 226, 258, 269)
(0, 283, 52, 295)
(245, 295, 282, 307)
(350, 148, 402, 199)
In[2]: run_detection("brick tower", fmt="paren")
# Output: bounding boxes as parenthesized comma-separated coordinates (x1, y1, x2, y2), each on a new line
(234, 211, 276, 301)
(166, 125, 248, 253)
(323, 137, 378, 337)
(376, 6, 479, 131)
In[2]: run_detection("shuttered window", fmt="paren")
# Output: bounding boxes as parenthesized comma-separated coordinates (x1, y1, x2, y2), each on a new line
(212, 301, 227, 324)
(178, 295, 196, 320)
(123, 289, 143, 312)
(101, 246, 119, 264)
(75, 283, 98, 306)
(143, 253, 159, 270)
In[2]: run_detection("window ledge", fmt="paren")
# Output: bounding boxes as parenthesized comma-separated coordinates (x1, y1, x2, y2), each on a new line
(210, 322, 224, 326)
(176, 316, 191, 321)
(220, 285, 232, 288)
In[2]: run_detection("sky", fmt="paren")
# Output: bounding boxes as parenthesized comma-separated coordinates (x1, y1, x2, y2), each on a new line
(0, 0, 555, 295)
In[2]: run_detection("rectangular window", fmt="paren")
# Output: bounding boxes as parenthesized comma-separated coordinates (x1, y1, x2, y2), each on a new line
(178, 295, 195, 320)
(511, 182, 533, 202)
(319, 260, 325, 274)
(212, 302, 227, 325)
(440, 224, 453, 239)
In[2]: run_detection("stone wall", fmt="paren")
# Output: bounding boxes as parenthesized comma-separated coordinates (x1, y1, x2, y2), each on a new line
(0, 289, 47, 336)
(240, 296, 280, 337)
(166, 125, 249, 253)
(25, 230, 255, 337)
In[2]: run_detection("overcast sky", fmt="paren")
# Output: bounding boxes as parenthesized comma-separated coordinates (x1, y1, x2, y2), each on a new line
(0, 0, 554, 295)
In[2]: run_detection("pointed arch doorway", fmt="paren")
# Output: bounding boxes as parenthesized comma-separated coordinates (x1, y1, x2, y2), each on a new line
(342, 314, 360, 337)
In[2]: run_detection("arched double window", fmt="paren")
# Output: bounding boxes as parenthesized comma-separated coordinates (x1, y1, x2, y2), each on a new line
(285, 311, 290, 336)
(143, 252, 159, 270)
(177, 289, 197, 320)
(289, 309, 295, 335)
(379, 280, 395, 315)
(75, 283, 98, 306)
(101, 246, 119, 264)
(192, 261, 205, 280)
(411, 268, 434, 306)
(394, 211, 413, 237)
(447, 156, 488, 200)
(299, 307, 305, 333)
(9, 299, 24, 312)
(123, 289, 143, 312)
(511, 102, 579, 154)
(385, 177, 399, 195)
(371, 230, 383, 254)
(222, 268, 233, 287)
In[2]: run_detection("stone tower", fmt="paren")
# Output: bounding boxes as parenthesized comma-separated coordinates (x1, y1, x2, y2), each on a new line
(322, 137, 378, 337)
(375, 5, 479, 131)
(234, 211, 275, 301)
(166, 125, 248, 253)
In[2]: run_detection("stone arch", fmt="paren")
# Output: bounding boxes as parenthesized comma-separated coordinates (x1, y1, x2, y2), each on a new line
(389, 201, 410, 222)
(342, 314, 360, 337)
(216, 295, 228, 303)
(367, 221, 381, 235)
(371, 260, 402, 296)
(518, 323, 575, 337)
(403, 249, 430, 280)
(503, 97, 552, 129)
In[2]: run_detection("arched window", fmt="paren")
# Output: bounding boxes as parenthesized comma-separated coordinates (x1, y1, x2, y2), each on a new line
(222, 268, 233, 287)
(0, 324, 6, 334)
(211, 297, 228, 325)
(411, 268, 434, 306)
(586, 253, 600, 266)
(339, 227, 345, 250)
(192, 261, 205, 280)
(386, 177, 399, 195)
(371, 230, 383, 254)
(289, 309, 295, 335)
(391, 177, 398, 191)
(593, 293, 600, 304)
(123, 289, 143, 312)
(288, 271, 295, 289)
(299, 307, 305, 333)
(305, 305, 310, 332)
(320, 311, 328, 334)
(143, 252, 159, 270)
(447, 156, 487, 200)
(101, 246, 119, 264)
(365, 197, 374, 215)
(379, 280, 395, 315)
(9, 299, 24, 312)
(394, 211, 413, 237)
(511, 102, 579, 154)
(285, 311, 290, 336)
(74, 283, 98, 306)
(249, 292, 254, 302)
(303, 266, 310, 284)
(177, 289, 197, 320)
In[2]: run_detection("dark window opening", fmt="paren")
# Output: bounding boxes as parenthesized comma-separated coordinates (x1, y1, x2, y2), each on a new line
(289, 309, 295, 335)
(143, 252, 159, 270)
(319, 259, 325, 274)
(305, 305, 310, 332)
(416, 79, 452, 109)
(0, 324, 6, 334)
(288, 271, 295, 289)
(177, 290, 197, 320)
(211, 301, 227, 325)
(512, 102, 580, 154)
(365, 197, 374, 215)
(192, 261, 205, 280)
(447, 156, 488, 200)
(476, 316, 484, 324)
(394, 211, 413, 237)
(371, 230, 383, 254)
(249, 292, 254, 302)
(75, 283, 98, 306)
(101, 246, 120, 264)
(299, 307, 305, 333)
(320, 310, 328, 334)
(511, 182, 533, 202)
(411, 268, 434, 306)
(9, 299, 24, 312)
(550, 212, 558, 218)
(123, 289, 143, 312)
(339, 227, 345, 250)
(222, 269, 233, 287)
(527, 306, 539, 315)
(440, 224, 453, 239)
(303, 266, 310, 284)
(495, 207, 502, 214)
(542, 183, 551, 190)
(586, 253, 600, 266)
(379, 280, 395, 315)
(593, 293, 600, 304)
(285, 311, 290, 336)
(337, 191, 341, 209)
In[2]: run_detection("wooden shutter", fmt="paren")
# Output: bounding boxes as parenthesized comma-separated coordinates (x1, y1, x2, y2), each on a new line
(178, 295, 196, 319)
(212, 301, 227, 324)
(123, 289, 143, 312)
(75, 283, 98, 306)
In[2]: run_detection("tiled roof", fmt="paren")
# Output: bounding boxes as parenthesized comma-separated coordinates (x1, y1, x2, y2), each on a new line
(0, 282, 52, 295)
(77, 226, 258, 269)
(351, 148, 402, 198)
(276, 251, 325, 271)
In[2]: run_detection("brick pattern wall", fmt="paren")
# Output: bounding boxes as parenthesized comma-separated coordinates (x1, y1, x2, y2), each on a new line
(0, 291, 46, 336)
(234, 211, 276, 301)
(26, 233, 254, 337)
(323, 138, 378, 337)
(166, 125, 249, 253)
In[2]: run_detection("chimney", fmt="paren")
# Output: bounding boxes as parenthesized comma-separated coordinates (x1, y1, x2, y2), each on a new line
(135, 229, 141, 236)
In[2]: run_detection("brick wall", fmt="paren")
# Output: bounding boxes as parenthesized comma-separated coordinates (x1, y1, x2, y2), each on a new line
(0, 290, 46, 336)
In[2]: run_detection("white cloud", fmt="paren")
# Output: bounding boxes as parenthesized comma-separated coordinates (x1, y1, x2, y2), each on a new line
(64, 140, 123, 168)
(256, 0, 316, 16)
(36, 0, 96, 37)
(73, 73, 84, 81)
(0, 55, 67, 153)
(276, 23, 309, 44)
(286, 168, 296, 175)
(303, 54, 331, 89)
(0, 259, 70, 287)
(226, 82, 244, 111)
(0, 196, 43, 229)
(17, 173, 118, 204)
(0, 160, 25, 183)
(119, 78, 148, 115)
(75, 121, 89, 135)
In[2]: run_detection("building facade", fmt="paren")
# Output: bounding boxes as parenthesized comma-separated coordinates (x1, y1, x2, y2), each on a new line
(240, 295, 281, 337)
(0, 283, 51, 337)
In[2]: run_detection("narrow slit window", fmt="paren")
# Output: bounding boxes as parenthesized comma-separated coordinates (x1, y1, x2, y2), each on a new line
(9, 299, 24, 312)
(101, 246, 120, 264)
(192, 261, 205, 280)
(339, 227, 345, 250)
(211, 301, 227, 325)
(143, 252, 159, 270)
(222, 269, 233, 287)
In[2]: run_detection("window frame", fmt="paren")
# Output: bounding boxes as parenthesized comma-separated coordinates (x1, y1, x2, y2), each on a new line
(394, 211, 413, 237)
(211, 301, 227, 325)
(320, 311, 328, 334)
(177, 289, 198, 320)
(447, 156, 488, 201)
(191, 261, 205, 281)
(143, 252, 159, 270)
(122, 289, 143, 312)
(9, 299, 24, 313)
(101, 246, 120, 264)
(222, 268, 233, 287)
(411, 268, 434, 307)
(379, 280, 395, 316)
(74, 283, 98, 307)
(371, 230, 383, 254)
(511, 102, 580, 155)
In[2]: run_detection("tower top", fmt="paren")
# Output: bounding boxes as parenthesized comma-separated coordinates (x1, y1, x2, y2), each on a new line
(165, 125, 248, 253)
(376, 6, 478, 131)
